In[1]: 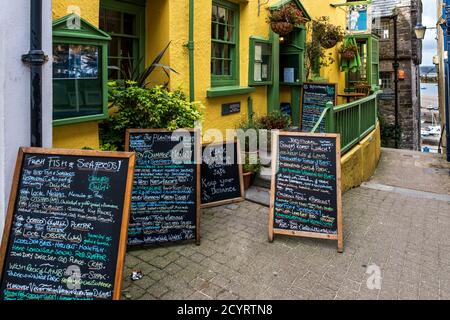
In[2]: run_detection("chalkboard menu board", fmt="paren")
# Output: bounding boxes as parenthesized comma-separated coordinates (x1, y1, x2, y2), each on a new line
(201, 141, 244, 208)
(301, 83, 337, 132)
(0, 148, 135, 300)
(126, 129, 201, 246)
(269, 132, 343, 252)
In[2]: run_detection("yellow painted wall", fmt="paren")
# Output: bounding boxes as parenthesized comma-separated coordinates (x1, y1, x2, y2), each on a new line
(52, 0, 101, 149)
(341, 122, 381, 192)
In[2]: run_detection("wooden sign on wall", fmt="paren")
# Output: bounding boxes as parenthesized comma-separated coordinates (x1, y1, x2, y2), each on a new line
(0, 148, 135, 300)
(126, 129, 201, 246)
(201, 141, 245, 208)
(268, 132, 343, 252)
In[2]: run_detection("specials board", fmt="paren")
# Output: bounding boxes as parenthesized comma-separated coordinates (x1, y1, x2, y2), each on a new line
(301, 83, 337, 132)
(0, 148, 135, 300)
(126, 129, 201, 246)
(201, 141, 244, 208)
(268, 132, 343, 252)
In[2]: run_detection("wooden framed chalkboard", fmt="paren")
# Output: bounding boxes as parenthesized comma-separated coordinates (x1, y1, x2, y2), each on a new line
(268, 132, 343, 253)
(125, 129, 201, 247)
(0, 148, 135, 300)
(301, 83, 337, 132)
(201, 141, 245, 208)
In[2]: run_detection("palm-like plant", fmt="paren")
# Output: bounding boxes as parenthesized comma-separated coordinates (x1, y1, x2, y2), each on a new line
(108, 41, 179, 88)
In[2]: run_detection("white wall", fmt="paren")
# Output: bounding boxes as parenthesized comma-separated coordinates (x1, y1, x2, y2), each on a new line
(0, 0, 52, 239)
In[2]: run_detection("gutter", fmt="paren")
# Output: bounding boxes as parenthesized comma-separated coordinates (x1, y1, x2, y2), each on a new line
(188, 0, 195, 102)
(22, 0, 47, 147)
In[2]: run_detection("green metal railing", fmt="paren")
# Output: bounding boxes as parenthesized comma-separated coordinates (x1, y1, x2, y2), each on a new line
(311, 90, 380, 154)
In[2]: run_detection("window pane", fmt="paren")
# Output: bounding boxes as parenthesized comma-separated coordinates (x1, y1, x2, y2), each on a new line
(213, 43, 223, 58)
(121, 37, 134, 58)
(223, 44, 230, 59)
(227, 11, 234, 26)
(227, 25, 234, 42)
(214, 59, 222, 75)
(123, 13, 136, 35)
(108, 58, 119, 79)
(104, 9, 121, 34)
(212, 5, 218, 21)
(109, 37, 119, 57)
(218, 24, 226, 41)
(223, 60, 230, 75)
(218, 7, 226, 23)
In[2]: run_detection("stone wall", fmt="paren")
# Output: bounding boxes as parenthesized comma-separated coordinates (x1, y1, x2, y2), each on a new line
(376, 0, 422, 150)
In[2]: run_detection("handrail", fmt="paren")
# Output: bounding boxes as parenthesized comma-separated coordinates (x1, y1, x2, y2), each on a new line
(309, 90, 382, 154)
(310, 106, 331, 133)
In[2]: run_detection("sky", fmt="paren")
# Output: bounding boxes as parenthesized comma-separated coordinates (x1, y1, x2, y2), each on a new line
(421, 0, 438, 66)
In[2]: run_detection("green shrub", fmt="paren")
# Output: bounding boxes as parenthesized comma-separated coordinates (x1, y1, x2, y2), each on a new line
(100, 83, 203, 151)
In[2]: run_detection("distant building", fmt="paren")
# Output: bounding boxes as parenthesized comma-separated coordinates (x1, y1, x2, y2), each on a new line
(372, 0, 423, 150)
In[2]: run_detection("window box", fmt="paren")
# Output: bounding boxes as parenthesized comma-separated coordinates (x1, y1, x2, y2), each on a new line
(207, 86, 255, 98)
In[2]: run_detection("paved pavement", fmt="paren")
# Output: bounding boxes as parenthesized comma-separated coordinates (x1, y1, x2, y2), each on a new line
(122, 149, 450, 300)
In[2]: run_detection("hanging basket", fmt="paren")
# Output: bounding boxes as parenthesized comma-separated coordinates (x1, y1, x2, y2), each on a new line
(320, 38, 339, 49)
(271, 22, 294, 36)
(341, 50, 356, 60)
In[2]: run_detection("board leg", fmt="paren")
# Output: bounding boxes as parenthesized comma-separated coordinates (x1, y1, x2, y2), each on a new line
(337, 237, 344, 253)
(268, 231, 274, 243)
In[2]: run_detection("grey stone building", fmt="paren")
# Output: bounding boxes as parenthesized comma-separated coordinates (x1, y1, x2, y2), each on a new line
(372, 0, 423, 150)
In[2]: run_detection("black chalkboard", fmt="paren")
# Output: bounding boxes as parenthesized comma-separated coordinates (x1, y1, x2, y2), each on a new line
(0, 148, 135, 300)
(301, 83, 337, 132)
(201, 141, 244, 208)
(126, 129, 201, 246)
(269, 132, 343, 252)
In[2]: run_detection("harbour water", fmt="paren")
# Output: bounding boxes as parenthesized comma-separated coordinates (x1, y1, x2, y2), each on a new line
(420, 82, 440, 153)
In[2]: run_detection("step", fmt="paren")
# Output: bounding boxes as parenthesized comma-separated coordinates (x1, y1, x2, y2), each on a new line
(245, 186, 270, 207)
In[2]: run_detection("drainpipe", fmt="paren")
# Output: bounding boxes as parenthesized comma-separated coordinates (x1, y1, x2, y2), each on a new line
(392, 13, 400, 149)
(22, 0, 47, 147)
(188, 0, 195, 102)
(446, 5, 450, 161)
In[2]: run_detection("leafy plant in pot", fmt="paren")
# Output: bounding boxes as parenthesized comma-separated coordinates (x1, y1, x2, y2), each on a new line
(267, 3, 308, 36)
(339, 43, 358, 60)
(313, 16, 344, 49)
(242, 155, 261, 190)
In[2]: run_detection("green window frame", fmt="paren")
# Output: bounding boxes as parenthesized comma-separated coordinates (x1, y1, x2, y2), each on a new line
(100, 0, 146, 80)
(211, 0, 240, 87)
(249, 37, 273, 86)
(346, 34, 379, 88)
(52, 14, 111, 126)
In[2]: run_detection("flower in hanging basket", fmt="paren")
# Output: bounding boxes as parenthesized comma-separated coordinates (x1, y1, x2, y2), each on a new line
(267, 3, 308, 36)
(339, 43, 358, 60)
(313, 17, 344, 49)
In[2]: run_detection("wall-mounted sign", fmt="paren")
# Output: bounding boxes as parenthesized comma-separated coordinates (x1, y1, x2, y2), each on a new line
(222, 102, 241, 116)
(347, 4, 371, 34)
(398, 69, 406, 80)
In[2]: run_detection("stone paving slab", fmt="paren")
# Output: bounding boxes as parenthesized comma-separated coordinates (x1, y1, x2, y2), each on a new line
(122, 187, 450, 300)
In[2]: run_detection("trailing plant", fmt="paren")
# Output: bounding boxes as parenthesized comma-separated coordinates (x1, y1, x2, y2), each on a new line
(305, 17, 340, 80)
(243, 154, 262, 174)
(314, 16, 344, 49)
(108, 42, 178, 88)
(100, 83, 203, 151)
(339, 42, 359, 60)
(267, 3, 308, 35)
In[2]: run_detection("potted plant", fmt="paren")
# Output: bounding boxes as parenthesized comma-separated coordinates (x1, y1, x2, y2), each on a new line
(267, 3, 308, 36)
(339, 43, 358, 60)
(313, 17, 344, 49)
(242, 156, 261, 190)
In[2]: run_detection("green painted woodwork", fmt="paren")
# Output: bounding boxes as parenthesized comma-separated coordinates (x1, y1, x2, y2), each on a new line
(211, 0, 240, 87)
(248, 36, 273, 86)
(206, 86, 255, 98)
(52, 14, 111, 126)
(311, 90, 380, 154)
